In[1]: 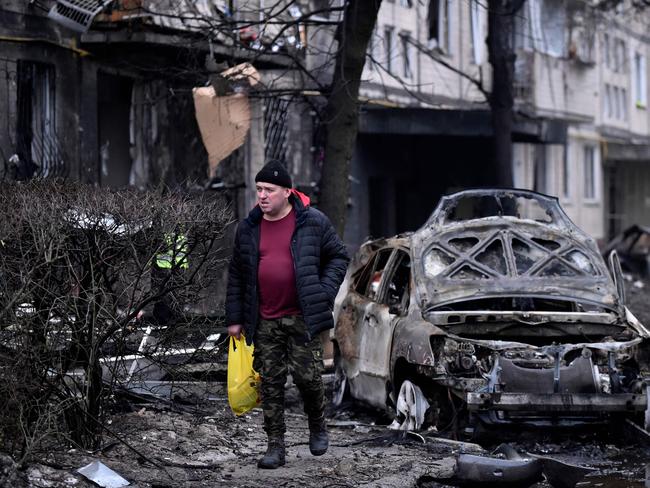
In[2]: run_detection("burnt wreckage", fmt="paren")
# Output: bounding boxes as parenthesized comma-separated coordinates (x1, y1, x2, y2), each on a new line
(332, 189, 650, 434)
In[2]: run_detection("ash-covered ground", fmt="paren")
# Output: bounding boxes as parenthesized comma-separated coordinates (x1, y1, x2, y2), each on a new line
(7, 377, 649, 488)
(3, 277, 650, 488)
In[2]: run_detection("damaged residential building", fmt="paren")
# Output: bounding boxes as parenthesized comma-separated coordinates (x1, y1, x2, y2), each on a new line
(1, 1, 207, 188)
(343, 0, 650, 249)
(3, 1, 650, 252)
(0, 0, 318, 222)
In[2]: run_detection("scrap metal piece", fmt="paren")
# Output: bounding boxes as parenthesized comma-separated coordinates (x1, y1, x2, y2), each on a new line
(532, 455, 595, 488)
(467, 392, 647, 412)
(49, 0, 113, 32)
(494, 444, 595, 488)
(440, 453, 543, 487)
(77, 460, 129, 488)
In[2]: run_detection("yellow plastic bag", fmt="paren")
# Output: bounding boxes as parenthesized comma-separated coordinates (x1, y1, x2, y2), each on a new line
(227, 335, 260, 415)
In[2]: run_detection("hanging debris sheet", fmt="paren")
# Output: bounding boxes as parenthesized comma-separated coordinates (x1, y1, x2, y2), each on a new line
(193, 63, 260, 178)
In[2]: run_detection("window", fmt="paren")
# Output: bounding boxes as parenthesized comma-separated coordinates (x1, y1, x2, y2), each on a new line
(384, 27, 394, 74)
(427, 0, 451, 53)
(561, 153, 570, 199)
(533, 145, 547, 194)
(604, 84, 612, 118)
(583, 146, 597, 200)
(536, 0, 566, 57)
(613, 38, 627, 73)
(400, 33, 413, 79)
(384, 252, 411, 313)
(603, 33, 610, 69)
(605, 83, 630, 121)
(354, 249, 393, 301)
(16, 61, 58, 179)
(613, 86, 621, 119)
(469, 0, 484, 64)
(634, 52, 647, 108)
(368, 27, 377, 71)
(399, 0, 412, 7)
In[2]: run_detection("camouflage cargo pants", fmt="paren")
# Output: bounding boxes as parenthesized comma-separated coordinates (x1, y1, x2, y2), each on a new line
(253, 315, 325, 438)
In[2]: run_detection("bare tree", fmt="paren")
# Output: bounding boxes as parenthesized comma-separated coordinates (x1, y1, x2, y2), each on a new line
(0, 181, 230, 455)
(318, 0, 382, 235)
(487, 0, 527, 188)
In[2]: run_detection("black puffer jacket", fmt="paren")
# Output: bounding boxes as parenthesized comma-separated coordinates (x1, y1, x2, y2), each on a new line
(225, 195, 349, 344)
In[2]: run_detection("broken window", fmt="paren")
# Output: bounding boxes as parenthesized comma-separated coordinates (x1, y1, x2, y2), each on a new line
(384, 251, 410, 312)
(427, 0, 451, 53)
(354, 249, 392, 301)
(16, 60, 65, 179)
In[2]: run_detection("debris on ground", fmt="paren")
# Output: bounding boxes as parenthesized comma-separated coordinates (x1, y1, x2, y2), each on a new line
(77, 460, 130, 488)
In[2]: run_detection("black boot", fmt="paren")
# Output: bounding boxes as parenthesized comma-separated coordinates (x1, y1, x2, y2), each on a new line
(258, 438, 286, 469)
(308, 416, 329, 456)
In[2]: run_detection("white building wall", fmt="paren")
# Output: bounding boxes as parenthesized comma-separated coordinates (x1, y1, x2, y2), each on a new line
(361, 0, 490, 106)
(358, 0, 649, 240)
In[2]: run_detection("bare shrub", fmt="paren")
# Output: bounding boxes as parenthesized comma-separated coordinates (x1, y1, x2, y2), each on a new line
(0, 180, 231, 458)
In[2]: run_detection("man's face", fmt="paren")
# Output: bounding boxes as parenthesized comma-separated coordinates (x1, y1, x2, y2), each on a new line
(256, 182, 291, 217)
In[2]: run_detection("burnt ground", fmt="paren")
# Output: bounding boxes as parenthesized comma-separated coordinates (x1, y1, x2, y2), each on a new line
(3, 276, 650, 487)
(6, 377, 650, 488)
(7, 378, 462, 488)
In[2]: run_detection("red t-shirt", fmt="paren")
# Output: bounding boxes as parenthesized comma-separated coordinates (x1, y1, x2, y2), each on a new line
(258, 209, 301, 319)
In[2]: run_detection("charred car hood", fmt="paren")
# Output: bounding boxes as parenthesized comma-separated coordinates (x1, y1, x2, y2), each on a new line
(411, 190, 622, 314)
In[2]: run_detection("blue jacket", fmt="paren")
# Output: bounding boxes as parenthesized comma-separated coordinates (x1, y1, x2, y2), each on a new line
(225, 195, 349, 343)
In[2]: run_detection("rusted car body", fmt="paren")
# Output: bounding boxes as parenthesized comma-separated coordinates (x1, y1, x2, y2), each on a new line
(332, 189, 650, 433)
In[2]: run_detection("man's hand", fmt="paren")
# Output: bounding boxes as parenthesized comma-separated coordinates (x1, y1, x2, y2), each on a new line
(228, 324, 242, 339)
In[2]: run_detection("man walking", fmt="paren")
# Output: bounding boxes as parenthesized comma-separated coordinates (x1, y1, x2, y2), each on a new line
(226, 160, 349, 469)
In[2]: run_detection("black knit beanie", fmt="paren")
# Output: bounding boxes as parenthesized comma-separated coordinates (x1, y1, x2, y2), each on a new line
(254, 160, 292, 188)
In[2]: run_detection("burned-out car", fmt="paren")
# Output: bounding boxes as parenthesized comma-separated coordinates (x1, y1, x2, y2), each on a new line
(332, 189, 650, 434)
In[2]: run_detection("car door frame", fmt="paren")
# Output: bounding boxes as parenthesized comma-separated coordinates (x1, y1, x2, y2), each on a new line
(356, 246, 411, 407)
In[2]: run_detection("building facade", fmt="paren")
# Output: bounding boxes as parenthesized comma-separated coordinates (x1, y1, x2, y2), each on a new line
(3, 0, 649, 250)
(348, 0, 650, 247)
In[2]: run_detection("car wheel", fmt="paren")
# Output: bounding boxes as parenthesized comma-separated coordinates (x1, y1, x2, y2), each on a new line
(388, 380, 430, 431)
